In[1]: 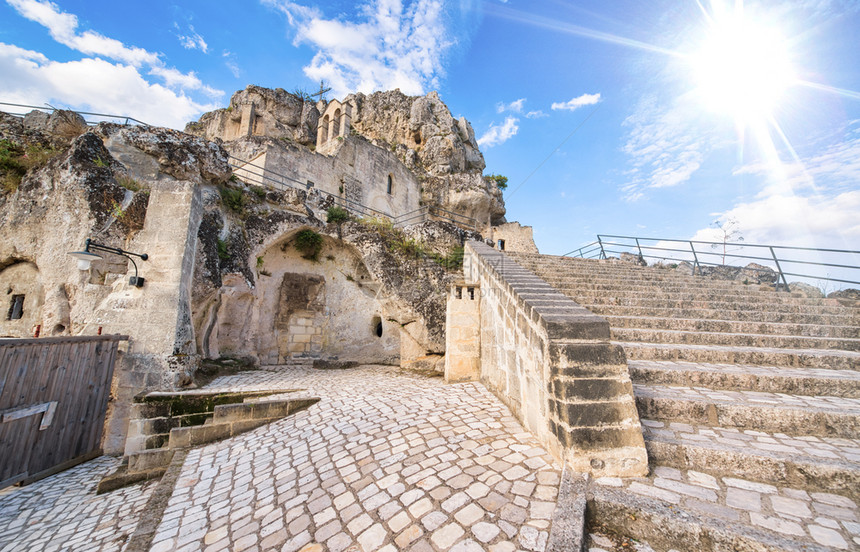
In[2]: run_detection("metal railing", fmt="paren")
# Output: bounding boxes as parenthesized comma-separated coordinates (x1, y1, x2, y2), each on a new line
(0, 101, 149, 126)
(565, 234, 860, 290)
(228, 155, 480, 231)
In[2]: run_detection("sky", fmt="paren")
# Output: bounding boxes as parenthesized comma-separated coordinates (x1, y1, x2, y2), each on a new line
(1, 0, 859, 272)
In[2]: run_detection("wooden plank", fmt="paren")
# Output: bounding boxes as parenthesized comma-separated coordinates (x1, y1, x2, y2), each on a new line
(0, 335, 128, 347)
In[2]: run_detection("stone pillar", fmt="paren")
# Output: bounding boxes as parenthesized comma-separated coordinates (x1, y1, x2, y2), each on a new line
(444, 282, 481, 383)
(239, 103, 256, 137)
(340, 103, 352, 137)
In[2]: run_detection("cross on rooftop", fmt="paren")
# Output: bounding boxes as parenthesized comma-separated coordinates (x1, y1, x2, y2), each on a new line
(310, 81, 332, 102)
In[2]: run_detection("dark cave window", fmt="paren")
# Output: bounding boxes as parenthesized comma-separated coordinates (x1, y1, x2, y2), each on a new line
(386, 175, 393, 195)
(372, 315, 383, 338)
(7, 294, 24, 320)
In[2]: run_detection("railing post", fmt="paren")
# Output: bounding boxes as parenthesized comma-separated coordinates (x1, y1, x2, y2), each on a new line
(635, 237, 644, 263)
(689, 241, 700, 276)
(598, 236, 606, 260)
(769, 246, 790, 291)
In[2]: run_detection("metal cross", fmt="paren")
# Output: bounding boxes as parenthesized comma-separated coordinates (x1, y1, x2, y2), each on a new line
(310, 81, 332, 102)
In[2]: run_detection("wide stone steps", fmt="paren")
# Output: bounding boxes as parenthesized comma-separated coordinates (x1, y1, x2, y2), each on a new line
(587, 470, 859, 551)
(590, 304, 859, 326)
(566, 295, 857, 317)
(640, 418, 860, 501)
(606, 315, 860, 340)
(614, 327, 860, 352)
(619, 341, 860, 370)
(633, 383, 860, 439)
(629, 360, 860, 398)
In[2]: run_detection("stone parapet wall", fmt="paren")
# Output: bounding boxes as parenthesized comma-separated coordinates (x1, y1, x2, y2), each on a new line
(463, 241, 648, 477)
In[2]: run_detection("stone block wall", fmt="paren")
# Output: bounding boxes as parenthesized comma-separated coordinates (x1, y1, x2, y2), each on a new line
(491, 222, 539, 254)
(463, 241, 648, 477)
(444, 283, 481, 383)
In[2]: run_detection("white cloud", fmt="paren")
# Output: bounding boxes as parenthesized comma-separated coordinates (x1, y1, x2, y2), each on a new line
(176, 24, 209, 53)
(2, 0, 223, 128)
(0, 44, 217, 128)
(620, 94, 716, 201)
(263, 0, 455, 97)
(551, 92, 601, 111)
(223, 51, 241, 78)
(526, 110, 547, 119)
(496, 98, 525, 113)
(477, 116, 519, 148)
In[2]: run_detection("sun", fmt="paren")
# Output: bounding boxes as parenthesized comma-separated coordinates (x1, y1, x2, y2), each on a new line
(689, 9, 796, 125)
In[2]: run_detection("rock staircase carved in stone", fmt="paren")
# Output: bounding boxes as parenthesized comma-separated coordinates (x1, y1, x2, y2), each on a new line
(508, 251, 860, 551)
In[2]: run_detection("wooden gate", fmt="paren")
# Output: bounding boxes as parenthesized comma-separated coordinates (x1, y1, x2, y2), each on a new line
(0, 335, 127, 489)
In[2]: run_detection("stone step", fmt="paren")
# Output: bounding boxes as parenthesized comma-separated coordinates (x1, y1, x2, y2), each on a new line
(587, 471, 859, 551)
(641, 418, 860, 502)
(545, 283, 851, 309)
(614, 328, 860, 352)
(620, 341, 860, 370)
(590, 305, 859, 326)
(633, 384, 860, 438)
(605, 315, 860, 340)
(629, 360, 860, 398)
(566, 295, 858, 317)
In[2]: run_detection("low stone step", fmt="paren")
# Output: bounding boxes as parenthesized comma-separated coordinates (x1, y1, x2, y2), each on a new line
(587, 471, 859, 551)
(605, 315, 860, 340)
(629, 360, 860, 398)
(620, 341, 860, 370)
(641, 418, 860, 502)
(633, 384, 860, 438)
(590, 305, 858, 326)
(570, 295, 857, 318)
(614, 327, 860, 352)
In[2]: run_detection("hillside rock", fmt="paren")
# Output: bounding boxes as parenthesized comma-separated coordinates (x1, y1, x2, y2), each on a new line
(186, 85, 319, 146)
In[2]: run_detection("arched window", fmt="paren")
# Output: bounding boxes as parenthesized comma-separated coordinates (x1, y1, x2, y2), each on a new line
(386, 174, 393, 195)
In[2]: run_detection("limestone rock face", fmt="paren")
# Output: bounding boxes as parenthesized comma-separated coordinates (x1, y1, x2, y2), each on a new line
(348, 90, 505, 225)
(185, 85, 320, 146)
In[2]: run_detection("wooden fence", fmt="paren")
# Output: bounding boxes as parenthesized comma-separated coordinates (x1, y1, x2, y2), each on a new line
(0, 335, 127, 489)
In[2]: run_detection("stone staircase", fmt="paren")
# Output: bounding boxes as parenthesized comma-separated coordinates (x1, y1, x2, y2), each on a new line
(507, 252, 860, 551)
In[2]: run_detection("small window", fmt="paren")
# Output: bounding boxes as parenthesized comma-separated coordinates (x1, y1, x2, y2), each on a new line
(372, 315, 383, 338)
(7, 294, 24, 320)
(386, 175, 393, 195)
(497, 239, 506, 251)
(455, 287, 462, 300)
(467, 287, 475, 300)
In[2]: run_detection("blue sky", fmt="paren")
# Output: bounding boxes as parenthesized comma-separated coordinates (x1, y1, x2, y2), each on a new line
(1, 0, 859, 258)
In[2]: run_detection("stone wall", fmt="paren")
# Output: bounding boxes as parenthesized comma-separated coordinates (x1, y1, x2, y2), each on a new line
(444, 282, 481, 383)
(463, 240, 648, 477)
(492, 222, 539, 254)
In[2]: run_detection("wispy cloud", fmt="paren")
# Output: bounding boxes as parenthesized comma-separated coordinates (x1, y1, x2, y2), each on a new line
(496, 98, 525, 113)
(477, 116, 519, 148)
(263, 0, 456, 97)
(223, 50, 241, 78)
(2, 0, 222, 127)
(551, 92, 601, 111)
(619, 94, 715, 201)
(175, 24, 208, 53)
(526, 110, 547, 119)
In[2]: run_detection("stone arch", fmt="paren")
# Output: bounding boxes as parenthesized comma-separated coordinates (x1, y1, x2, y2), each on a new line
(318, 114, 330, 144)
(196, 224, 399, 366)
(332, 108, 342, 139)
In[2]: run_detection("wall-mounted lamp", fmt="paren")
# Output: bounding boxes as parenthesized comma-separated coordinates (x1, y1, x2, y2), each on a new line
(68, 238, 149, 287)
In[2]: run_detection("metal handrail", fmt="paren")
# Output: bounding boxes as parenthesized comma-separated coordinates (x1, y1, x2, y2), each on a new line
(564, 234, 860, 290)
(0, 101, 149, 126)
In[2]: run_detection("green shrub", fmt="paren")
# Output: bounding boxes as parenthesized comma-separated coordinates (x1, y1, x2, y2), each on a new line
(432, 246, 464, 271)
(485, 173, 508, 190)
(326, 206, 350, 225)
(0, 139, 58, 193)
(294, 229, 323, 261)
(216, 238, 230, 260)
(116, 175, 142, 192)
(219, 186, 245, 212)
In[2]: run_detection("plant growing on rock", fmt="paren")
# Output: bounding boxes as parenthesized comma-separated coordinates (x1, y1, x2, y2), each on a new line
(294, 229, 323, 261)
(0, 139, 58, 193)
(219, 186, 245, 213)
(485, 173, 508, 190)
(326, 206, 350, 225)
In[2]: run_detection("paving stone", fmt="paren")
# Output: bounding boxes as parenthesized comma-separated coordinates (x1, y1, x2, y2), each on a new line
(357, 523, 387, 552)
(421, 511, 448, 532)
(726, 488, 761, 512)
(472, 521, 501, 542)
(394, 524, 423, 548)
(431, 523, 466, 549)
(454, 503, 484, 526)
(771, 496, 813, 519)
(749, 513, 805, 536)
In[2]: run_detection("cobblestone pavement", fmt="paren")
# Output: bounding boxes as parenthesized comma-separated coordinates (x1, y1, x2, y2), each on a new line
(592, 468, 860, 550)
(642, 419, 860, 463)
(0, 456, 157, 552)
(148, 366, 563, 552)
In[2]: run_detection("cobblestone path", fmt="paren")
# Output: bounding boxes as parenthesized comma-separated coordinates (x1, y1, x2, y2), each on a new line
(0, 457, 157, 552)
(148, 366, 563, 552)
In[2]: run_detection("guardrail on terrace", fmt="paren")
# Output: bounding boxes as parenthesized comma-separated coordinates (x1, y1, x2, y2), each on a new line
(0, 101, 149, 126)
(565, 234, 860, 290)
(228, 155, 480, 231)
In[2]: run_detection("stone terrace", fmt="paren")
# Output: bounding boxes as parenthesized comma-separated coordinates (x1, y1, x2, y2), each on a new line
(509, 252, 860, 551)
